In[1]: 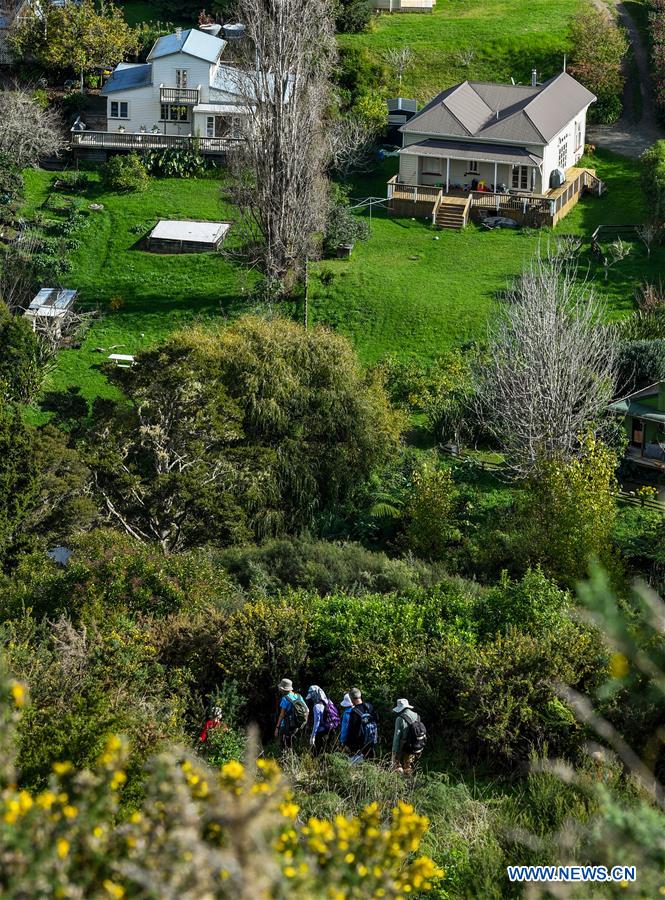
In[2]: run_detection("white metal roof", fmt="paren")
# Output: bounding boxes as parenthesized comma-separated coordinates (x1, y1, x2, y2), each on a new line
(149, 220, 231, 243)
(193, 103, 249, 115)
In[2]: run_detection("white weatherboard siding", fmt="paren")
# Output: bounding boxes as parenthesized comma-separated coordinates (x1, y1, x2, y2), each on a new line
(151, 55, 215, 103)
(106, 84, 155, 134)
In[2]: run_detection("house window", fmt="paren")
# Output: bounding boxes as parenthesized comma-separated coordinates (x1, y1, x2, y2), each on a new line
(109, 101, 128, 119)
(511, 165, 529, 190)
(468, 160, 479, 173)
(558, 141, 568, 168)
(175, 69, 188, 88)
(421, 157, 441, 176)
(574, 120, 582, 152)
(160, 103, 189, 122)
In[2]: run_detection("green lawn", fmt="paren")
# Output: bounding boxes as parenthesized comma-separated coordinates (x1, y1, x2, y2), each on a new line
(309, 150, 660, 365)
(339, 0, 585, 102)
(22, 169, 255, 401)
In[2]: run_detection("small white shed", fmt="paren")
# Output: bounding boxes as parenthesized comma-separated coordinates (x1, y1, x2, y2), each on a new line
(147, 220, 231, 253)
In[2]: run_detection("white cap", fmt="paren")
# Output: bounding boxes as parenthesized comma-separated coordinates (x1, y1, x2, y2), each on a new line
(340, 693, 353, 708)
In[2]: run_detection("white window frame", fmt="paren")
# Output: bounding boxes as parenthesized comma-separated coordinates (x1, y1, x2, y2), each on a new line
(558, 142, 568, 168)
(175, 69, 188, 88)
(574, 120, 582, 152)
(511, 165, 529, 191)
(109, 100, 129, 119)
(160, 103, 190, 123)
(421, 156, 442, 176)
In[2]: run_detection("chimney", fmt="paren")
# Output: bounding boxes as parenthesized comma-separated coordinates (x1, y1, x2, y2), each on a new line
(496, 108, 499, 120)
(176, 25, 182, 39)
(531, 68, 538, 87)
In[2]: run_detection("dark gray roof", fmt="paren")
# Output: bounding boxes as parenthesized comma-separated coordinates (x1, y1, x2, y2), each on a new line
(402, 73, 596, 145)
(148, 28, 226, 63)
(102, 63, 152, 95)
(400, 139, 542, 168)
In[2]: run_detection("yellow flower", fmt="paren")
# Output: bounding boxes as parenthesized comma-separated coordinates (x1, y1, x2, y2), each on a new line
(93, 826, 104, 839)
(36, 791, 56, 809)
(221, 760, 244, 780)
(52, 761, 73, 776)
(283, 866, 296, 878)
(17, 791, 33, 813)
(10, 681, 25, 708)
(130, 811, 142, 824)
(610, 652, 629, 679)
(63, 805, 78, 819)
(103, 880, 125, 898)
(110, 771, 127, 791)
(56, 839, 70, 859)
(344, 852, 355, 864)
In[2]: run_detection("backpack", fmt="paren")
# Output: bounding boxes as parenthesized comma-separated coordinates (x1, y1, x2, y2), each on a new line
(322, 699, 341, 732)
(285, 693, 309, 733)
(355, 706, 378, 747)
(401, 713, 427, 754)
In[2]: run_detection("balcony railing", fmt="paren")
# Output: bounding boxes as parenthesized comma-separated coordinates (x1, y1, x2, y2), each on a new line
(159, 84, 201, 105)
(71, 129, 243, 155)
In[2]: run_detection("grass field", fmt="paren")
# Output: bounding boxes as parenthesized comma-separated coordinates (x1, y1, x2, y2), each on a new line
(20, 149, 656, 401)
(22, 169, 256, 402)
(309, 150, 659, 365)
(339, 0, 584, 101)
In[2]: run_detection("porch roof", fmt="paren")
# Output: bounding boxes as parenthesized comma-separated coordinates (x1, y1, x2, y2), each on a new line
(192, 103, 250, 115)
(400, 139, 542, 168)
(608, 398, 665, 425)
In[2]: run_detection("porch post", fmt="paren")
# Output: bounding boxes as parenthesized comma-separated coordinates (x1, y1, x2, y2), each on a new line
(493, 161, 497, 191)
(445, 157, 450, 193)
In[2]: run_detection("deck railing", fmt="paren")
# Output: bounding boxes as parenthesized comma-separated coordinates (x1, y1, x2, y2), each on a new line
(159, 85, 201, 105)
(70, 129, 243, 154)
(387, 175, 441, 203)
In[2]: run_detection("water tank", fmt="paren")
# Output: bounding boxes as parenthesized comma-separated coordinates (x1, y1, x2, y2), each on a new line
(549, 167, 566, 189)
(223, 23, 246, 40)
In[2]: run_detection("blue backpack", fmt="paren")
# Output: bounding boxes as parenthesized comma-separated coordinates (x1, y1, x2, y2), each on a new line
(355, 706, 378, 747)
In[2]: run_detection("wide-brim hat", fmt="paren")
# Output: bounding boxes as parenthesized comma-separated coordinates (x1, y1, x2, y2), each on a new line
(393, 698, 413, 714)
(340, 693, 353, 708)
(278, 678, 293, 692)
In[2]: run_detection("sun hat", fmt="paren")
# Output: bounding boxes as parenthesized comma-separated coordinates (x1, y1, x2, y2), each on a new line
(340, 693, 353, 708)
(393, 699, 413, 714)
(277, 678, 293, 692)
(306, 685, 327, 703)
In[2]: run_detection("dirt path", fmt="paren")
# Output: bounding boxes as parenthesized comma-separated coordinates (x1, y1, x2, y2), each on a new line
(587, 0, 664, 157)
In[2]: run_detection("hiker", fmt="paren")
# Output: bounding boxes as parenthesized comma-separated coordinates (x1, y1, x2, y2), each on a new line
(305, 684, 340, 754)
(391, 698, 427, 776)
(339, 692, 353, 746)
(341, 687, 378, 762)
(274, 678, 309, 749)
(199, 706, 223, 746)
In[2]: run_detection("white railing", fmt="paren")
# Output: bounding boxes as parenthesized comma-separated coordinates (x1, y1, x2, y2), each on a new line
(71, 129, 243, 154)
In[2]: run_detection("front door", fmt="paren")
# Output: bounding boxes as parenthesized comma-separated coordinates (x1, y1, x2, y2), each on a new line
(631, 417, 645, 449)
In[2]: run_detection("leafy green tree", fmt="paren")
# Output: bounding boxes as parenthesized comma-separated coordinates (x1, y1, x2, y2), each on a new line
(335, 0, 373, 34)
(404, 462, 459, 561)
(0, 301, 44, 404)
(518, 434, 618, 587)
(11, 0, 138, 90)
(0, 402, 37, 568)
(82, 317, 402, 552)
(569, 8, 628, 124)
(103, 154, 149, 193)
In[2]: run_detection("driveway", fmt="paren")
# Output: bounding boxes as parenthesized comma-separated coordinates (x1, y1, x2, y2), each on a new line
(587, 0, 664, 157)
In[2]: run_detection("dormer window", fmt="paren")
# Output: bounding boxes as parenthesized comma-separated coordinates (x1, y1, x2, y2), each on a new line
(176, 69, 188, 88)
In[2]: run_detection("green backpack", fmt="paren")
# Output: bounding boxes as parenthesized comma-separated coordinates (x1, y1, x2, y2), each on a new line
(285, 693, 309, 733)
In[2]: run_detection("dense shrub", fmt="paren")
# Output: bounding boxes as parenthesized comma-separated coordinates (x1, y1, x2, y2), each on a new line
(323, 192, 370, 254)
(568, 8, 628, 124)
(215, 537, 447, 595)
(641, 140, 665, 224)
(103, 153, 149, 193)
(144, 145, 207, 178)
(617, 338, 665, 393)
(335, 0, 373, 34)
(0, 301, 44, 404)
(651, 0, 665, 123)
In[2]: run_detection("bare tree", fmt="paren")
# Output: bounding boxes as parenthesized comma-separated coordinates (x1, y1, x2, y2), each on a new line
(477, 249, 617, 476)
(0, 86, 64, 168)
(0, 231, 40, 314)
(385, 46, 414, 92)
(601, 237, 631, 281)
(227, 0, 336, 286)
(637, 222, 660, 258)
(328, 114, 377, 179)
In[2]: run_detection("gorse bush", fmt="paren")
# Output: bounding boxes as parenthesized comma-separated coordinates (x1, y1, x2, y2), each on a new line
(103, 154, 149, 193)
(0, 668, 444, 898)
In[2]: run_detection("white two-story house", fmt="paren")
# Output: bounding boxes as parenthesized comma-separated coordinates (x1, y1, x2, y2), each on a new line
(91, 27, 249, 147)
(389, 70, 601, 228)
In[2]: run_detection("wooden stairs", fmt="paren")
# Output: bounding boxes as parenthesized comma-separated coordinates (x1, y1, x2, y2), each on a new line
(435, 196, 471, 230)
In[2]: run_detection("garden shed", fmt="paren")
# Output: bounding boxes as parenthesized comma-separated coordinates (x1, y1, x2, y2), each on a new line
(147, 220, 231, 254)
(24, 288, 78, 336)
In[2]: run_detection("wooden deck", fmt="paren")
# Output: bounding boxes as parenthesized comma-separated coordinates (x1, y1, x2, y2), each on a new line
(70, 130, 243, 156)
(387, 166, 602, 228)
